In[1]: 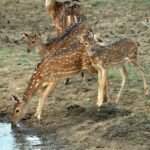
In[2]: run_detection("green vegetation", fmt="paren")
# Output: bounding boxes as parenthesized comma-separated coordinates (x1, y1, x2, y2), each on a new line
(0, 46, 40, 67)
(92, 63, 145, 84)
(108, 63, 143, 81)
(17, 51, 40, 66)
(86, 0, 107, 6)
(127, 0, 150, 5)
(0, 47, 12, 61)
(86, 0, 150, 7)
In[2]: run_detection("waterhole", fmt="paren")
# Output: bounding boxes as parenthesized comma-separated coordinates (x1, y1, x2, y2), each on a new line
(0, 123, 47, 150)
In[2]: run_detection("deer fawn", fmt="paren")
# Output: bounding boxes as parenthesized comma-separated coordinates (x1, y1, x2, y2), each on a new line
(12, 26, 99, 125)
(23, 23, 91, 55)
(78, 32, 149, 106)
(45, 0, 86, 35)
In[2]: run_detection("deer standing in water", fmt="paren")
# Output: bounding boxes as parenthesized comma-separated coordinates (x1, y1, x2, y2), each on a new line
(45, 0, 86, 35)
(12, 25, 99, 126)
(78, 32, 149, 106)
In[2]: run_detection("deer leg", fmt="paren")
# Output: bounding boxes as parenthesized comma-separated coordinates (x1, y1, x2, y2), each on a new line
(116, 65, 128, 103)
(81, 72, 89, 89)
(35, 81, 58, 120)
(65, 72, 85, 86)
(104, 77, 110, 103)
(81, 71, 85, 80)
(74, 16, 78, 23)
(97, 68, 107, 107)
(99, 67, 109, 103)
(56, 24, 62, 36)
(64, 78, 70, 85)
(131, 60, 149, 96)
(81, 71, 86, 85)
(67, 16, 71, 26)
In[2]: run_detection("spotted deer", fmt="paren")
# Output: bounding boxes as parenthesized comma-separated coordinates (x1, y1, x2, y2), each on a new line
(45, 0, 86, 35)
(12, 26, 99, 126)
(23, 23, 103, 85)
(78, 33, 149, 106)
(23, 23, 90, 54)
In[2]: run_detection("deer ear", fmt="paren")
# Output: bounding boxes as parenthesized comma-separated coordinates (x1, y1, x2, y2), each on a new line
(21, 33, 28, 41)
(23, 33, 29, 37)
(12, 95, 21, 103)
(35, 33, 41, 37)
(77, 35, 84, 43)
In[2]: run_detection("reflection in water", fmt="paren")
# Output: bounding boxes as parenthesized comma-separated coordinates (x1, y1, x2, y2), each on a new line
(26, 136, 42, 150)
(0, 123, 15, 150)
(0, 123, 44, 150)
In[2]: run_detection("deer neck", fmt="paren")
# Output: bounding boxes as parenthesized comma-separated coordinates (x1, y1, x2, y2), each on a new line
(85, 43, 99, 62)
(87, 48, 94, 57)
(84, 43, 94, 56)
(22, 70, 39, 103)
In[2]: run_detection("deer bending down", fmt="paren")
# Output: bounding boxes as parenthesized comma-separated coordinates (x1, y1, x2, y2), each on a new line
(12, 28, 100, 126)
(78, 33, 149, 106)
(45, 0, 86, 35)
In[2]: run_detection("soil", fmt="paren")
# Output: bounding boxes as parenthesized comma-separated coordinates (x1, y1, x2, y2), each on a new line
(0, 0, 150, 149)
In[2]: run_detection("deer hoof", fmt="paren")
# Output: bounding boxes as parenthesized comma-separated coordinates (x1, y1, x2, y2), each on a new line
(35, 112, 41, 120)
(144, 89, 149, 97)
(96, 100, 103, 108)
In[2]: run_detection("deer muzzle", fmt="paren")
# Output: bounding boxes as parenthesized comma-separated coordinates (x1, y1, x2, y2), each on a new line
(27, 48, 31, 53)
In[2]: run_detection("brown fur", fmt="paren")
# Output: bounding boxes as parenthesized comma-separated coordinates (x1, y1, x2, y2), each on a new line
(80, 33, 149, 106)
(45, 0, 86, 35)
(12, 24, 97, 125)
(23, 23, 95, 85)
(24, 23, 89, 54)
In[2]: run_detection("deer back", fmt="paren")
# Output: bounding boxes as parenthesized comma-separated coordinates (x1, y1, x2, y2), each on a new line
(47, 23, 91, 52)
(87, 37, 139, 67)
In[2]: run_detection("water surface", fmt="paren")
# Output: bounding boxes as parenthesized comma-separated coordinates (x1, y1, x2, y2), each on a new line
(0, 123, 46, 150)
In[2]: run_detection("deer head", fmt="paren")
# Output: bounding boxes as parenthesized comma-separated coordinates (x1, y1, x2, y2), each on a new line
(77, 31, 98, 56)
(65, 0, 81, 11)
(22, 33, 43, 53)
(11, 95, 28, 126)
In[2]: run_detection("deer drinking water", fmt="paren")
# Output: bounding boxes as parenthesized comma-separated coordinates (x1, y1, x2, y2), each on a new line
(78, 32, 149, 106)
(12, 25, 98, 126)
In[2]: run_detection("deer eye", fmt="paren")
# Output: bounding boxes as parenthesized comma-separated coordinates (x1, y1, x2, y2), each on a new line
(16, 109, 20, 113)
(32, 40, 35, 44)
(85, 42, 88, 46)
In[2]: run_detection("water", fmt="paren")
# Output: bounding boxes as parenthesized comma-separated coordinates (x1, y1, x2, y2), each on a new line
(0, 123, 45, 150)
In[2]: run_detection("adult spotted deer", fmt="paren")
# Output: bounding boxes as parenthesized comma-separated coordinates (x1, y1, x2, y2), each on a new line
(23, 23, 103, 85)
(45, 0, 86, 35)
(12, 26, 99, 126)
(78, 33, 149, 106)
